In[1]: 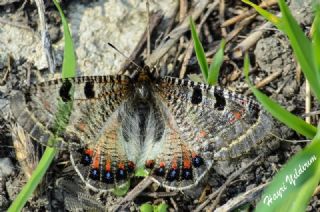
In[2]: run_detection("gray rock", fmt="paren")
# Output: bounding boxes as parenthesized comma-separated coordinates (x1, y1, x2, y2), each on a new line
(289, 0, 314, 26)
(0, 0, 177, 76)
(254, 36, 295, 75)
(0, 158, 14, 178)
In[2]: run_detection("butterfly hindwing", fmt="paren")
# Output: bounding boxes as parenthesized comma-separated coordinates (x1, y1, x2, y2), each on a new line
(69, 110, 135, 191)
(145, 76, 274, 189)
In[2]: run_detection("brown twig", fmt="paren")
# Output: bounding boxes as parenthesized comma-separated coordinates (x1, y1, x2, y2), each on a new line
(146, 0, 151, 58)
(193, 187, 221, 212)
(205, 13, 256, 59)
(194, 155, 261, 212)
(225, 14, 256, 43)
(219, 0, 227, 37)
(34, 0, 56, 73)
(179, 0, 188, 46)
(179, 0, 219, 79)
(254, 69, 282, 89)
(232, 21, 273, 59)
(170, 197, 179, 211)
(305, 79, 311, 124)
(302, 110, 320, 118)
(120, 12, 163, 73)
(0, 55, 12, 86)
(222, 0, 278, 27)
(245, 69, 282, 95)
(214, 183, 268, 211)
(145, 0, 210, 67)
(208, 155, 262, 211)
(112, 177, 154, 211)
(0, 17, 33, 31)
(141, 191, 178, 198)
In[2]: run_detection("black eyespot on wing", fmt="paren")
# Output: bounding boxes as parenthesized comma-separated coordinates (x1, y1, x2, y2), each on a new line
(84, 81, 95, 99)
(116, 168, 127, 180)
(191, 86, 202, 105)
(214, 89, 226, 110)
(127, 161, 135, 173)
(81, 154, 92, 166)
(182, 168, 193, 180)
(25, 90, 32, 102)
(103, 171, 114, 184)
(192, 155, 204, 168)
(145, 160, 155, 169)
(166, 168, 179, 181)
(155, 167, 166, 176)
(89, 168, 100, 181)
(59, 80, 72, 102)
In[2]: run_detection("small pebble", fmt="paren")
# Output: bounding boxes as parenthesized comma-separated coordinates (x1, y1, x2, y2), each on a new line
(0, 158, 14, 178)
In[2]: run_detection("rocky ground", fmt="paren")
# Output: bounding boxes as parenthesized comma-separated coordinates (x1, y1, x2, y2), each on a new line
(0, 0, 319, 211)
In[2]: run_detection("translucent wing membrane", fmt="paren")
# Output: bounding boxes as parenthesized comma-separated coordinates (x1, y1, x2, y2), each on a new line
(10, 75, 132, 149)
(10, 73, 274, 191)
(149, 76, 274, 189)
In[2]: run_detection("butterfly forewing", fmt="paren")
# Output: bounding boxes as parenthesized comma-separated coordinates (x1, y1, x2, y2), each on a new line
(10, 75, 132, 149)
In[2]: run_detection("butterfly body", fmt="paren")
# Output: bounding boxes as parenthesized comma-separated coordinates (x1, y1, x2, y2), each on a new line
(10, 70, 274, 191)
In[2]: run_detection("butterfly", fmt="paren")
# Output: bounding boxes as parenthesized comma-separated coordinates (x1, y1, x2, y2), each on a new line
(10, 66, 274, 191)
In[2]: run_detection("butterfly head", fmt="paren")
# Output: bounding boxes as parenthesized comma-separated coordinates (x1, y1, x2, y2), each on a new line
(133, 66, 155, 100)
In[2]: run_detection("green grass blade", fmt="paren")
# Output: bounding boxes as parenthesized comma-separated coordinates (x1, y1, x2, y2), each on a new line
(140, 203, 154, 212)
(243, 0, 320, 102)
(313, 8, 320, 75)
(207, 39, 225, 85)
(53, 0, 76, 78)
(255, 126, 320, 212)
(7, 146, 57, 212)
(244, 54, 317, 139)
(277, 0, 320, 101)
(8, 1, 76, 211)
(112, 181, 131, 196)
(190, 17, 208, 79)
(135, 167, 150, 177)
(242, 0, 281, 28)
(155, 203, 168, 212)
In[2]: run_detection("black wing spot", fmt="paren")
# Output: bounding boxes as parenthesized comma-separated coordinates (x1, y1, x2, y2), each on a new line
(25, 90, 32, 102)
(166, 168, 180, 181)
(84, 81, 95, 99)
(59, 80, 72, 102)
(89, 168, 100, 181)
(191, 86, 202, 105)
(214, 89, 226, 111)
(103, 171, 114, 184)
(182, 168, 193, 180)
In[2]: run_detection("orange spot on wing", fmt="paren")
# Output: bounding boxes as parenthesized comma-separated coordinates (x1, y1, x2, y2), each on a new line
(76, 121, 87, 132)
(199, 130, 207, 138)
(183, 159, 191, 169)
(229, 110, 244, 124)
(92, 154, 100, 169)
(128, 161, 135, 169)
(182, 149, 192, 169)
(43, 100, 51, 111)
(233, 111, 242, 120)
(118, 162, 125, 169)
(105, 160, 111, 171)
(171, 159, 178, 169)
(145, 160, 155, 168)
(85, 149, 93, 156)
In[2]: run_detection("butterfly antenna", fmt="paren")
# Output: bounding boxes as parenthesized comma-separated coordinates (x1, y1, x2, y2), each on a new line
(107, 42, 142, 71)
(146, 0, 151, 58)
